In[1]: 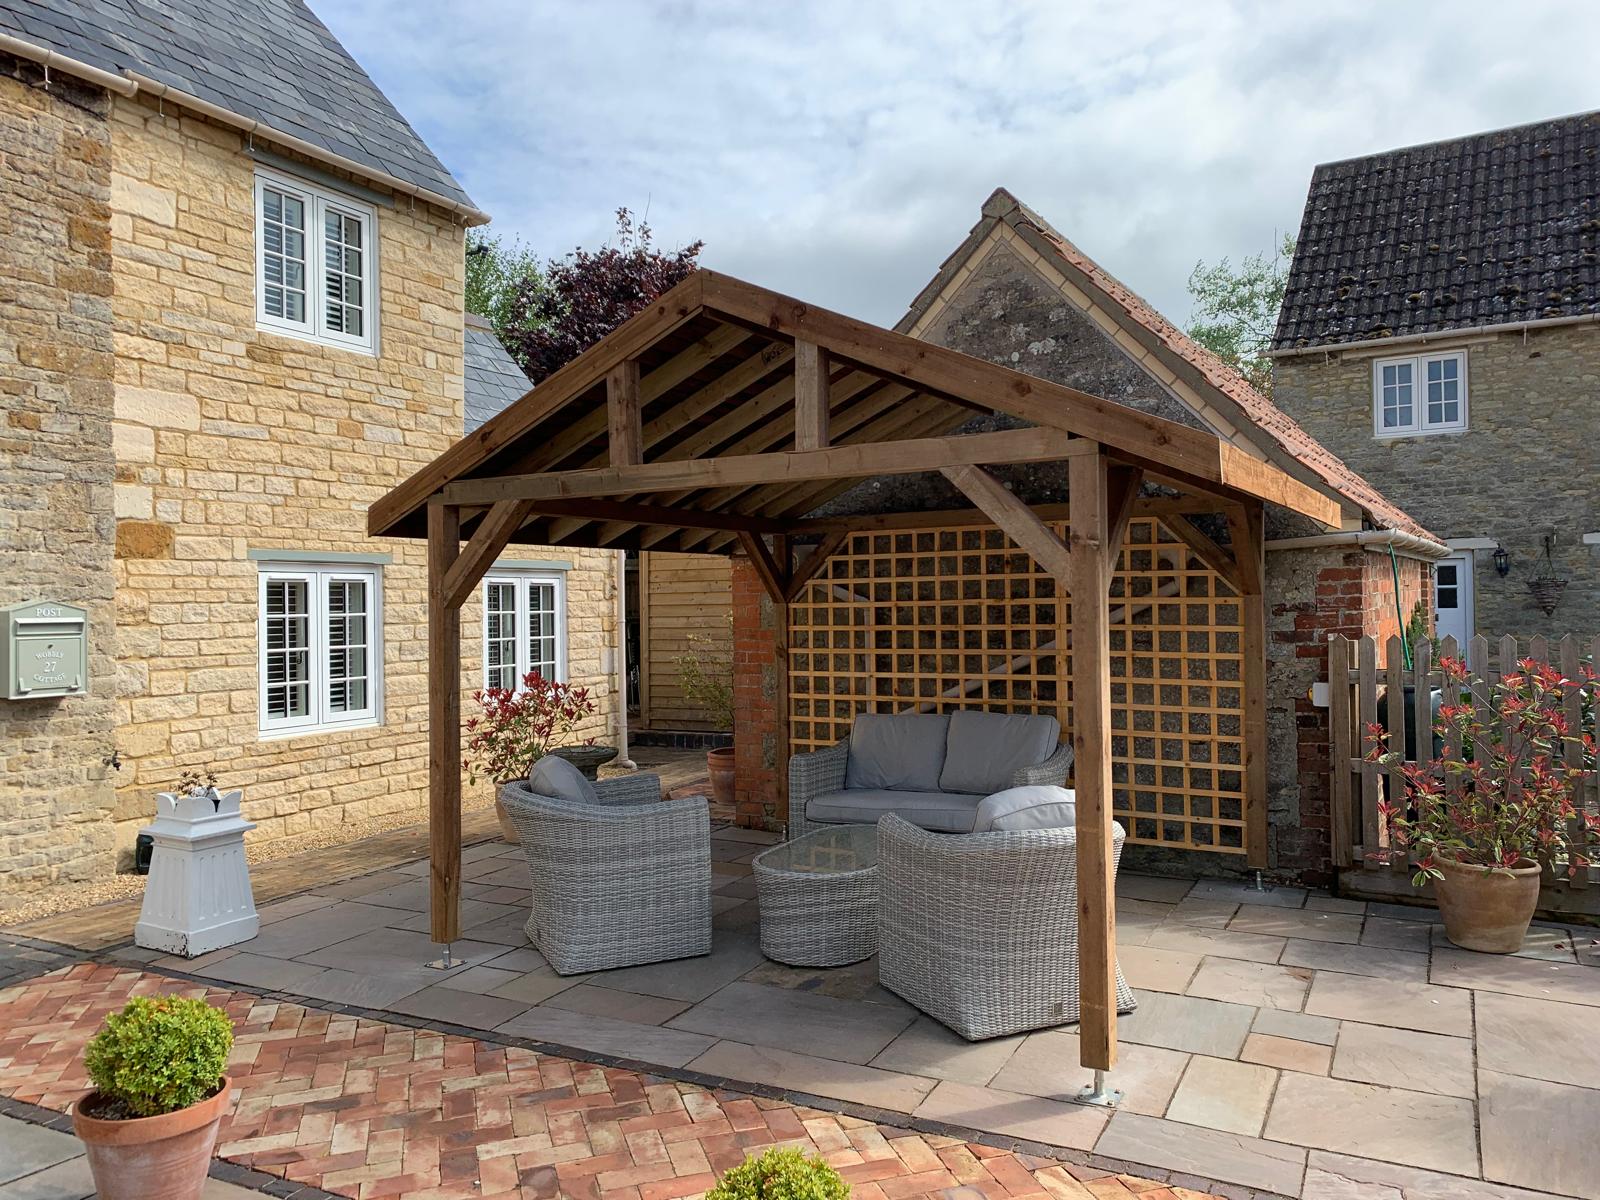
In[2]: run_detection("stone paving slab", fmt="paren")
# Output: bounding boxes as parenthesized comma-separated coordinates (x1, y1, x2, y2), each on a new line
(1479, 1069, 1600, 1199)
(1093, 1111, 1306, 1196)
(1431, 947, 1600, 1007)
(1330, 1023, 1474, 1099)
(913, 1080, 1110, 1151)
(987, 1031, 1189, 1119)
(1165, 1057, 1276, 1137)
(1117, 990, 1257, 1058)
(868, 1017, 1023, 1087)
(667, 981, 916, 1065)
(1474, 990, 1600, 1088)
(1262, 1073, 1478, 1175)
(1302, 1151, 1554, 1200)
(1302, 971, 1473, 1036)
(0, 964, 1219, 1200)
(1185, 958, 1311, 1011)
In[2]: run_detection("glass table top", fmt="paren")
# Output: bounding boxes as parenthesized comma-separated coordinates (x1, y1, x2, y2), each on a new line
(757, 823, 877, 876)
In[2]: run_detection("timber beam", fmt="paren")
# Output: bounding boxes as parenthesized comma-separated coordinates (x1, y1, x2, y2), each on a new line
(442, 426, 1091, 507)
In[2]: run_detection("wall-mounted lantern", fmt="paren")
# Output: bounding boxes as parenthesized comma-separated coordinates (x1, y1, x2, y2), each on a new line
(1492, 544, 1511, 577)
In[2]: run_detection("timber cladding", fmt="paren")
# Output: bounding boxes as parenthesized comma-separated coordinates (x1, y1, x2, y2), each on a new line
(637, 552, 733, 731)
(787, 517, 1247, 854)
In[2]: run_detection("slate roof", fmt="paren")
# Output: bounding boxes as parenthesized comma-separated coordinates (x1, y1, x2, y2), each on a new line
(464, 314, 531, 435)
(1273, 111, 1600, 351)
(903, 189, 1432, 538)
(0, 0, 476, 211)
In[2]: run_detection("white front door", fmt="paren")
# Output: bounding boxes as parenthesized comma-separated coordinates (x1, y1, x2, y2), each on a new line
(1434, 553, 1474, 644)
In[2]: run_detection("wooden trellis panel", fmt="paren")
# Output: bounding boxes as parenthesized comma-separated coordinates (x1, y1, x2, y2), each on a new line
(787, 516, 1247, 854)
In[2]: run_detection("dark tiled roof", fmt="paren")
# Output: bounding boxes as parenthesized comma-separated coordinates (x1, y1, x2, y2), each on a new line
(903, 189, 1431, 538)
(464, 314, 530, 435)
(0, 0, 476, 210)
(1273, 111, 1600, 351)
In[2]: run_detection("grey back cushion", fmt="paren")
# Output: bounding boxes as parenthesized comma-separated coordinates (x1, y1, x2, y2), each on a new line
(844, 713, 950, 792)
(528, 754, 600, 804)
(971, 785, 1077, 832)
(938, 710, 1061, 796)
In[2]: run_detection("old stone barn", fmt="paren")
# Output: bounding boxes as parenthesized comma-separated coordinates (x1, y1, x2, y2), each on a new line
(722, 191, 1439, 886)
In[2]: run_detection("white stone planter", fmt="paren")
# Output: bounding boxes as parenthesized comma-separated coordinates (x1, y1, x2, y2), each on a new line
(134, 789, 259, 957)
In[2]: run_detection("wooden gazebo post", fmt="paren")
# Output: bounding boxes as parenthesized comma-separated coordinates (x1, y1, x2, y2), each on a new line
(426, 500, 463, 956)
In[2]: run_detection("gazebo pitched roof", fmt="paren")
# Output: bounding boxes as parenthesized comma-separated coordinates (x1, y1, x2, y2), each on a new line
(371, 270, 1339, 550)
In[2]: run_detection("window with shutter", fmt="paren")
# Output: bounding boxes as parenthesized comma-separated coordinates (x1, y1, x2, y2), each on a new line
(255, 170, 377, 353)
(482, 573, 568, 691)
(258, 561, 383, 735)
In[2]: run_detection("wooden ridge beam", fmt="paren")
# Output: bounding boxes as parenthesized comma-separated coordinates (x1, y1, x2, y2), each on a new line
(445, 426, 1088, 507)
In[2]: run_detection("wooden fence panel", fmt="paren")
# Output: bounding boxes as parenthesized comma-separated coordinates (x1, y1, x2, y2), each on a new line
(1325, 632, 1600, 909)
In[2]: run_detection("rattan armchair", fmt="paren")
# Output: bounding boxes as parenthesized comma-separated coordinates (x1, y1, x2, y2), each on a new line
(500, 773, 712, 974)
(875, 813, 1137, 1040)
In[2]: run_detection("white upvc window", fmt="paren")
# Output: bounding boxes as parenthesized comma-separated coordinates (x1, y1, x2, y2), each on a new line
(482, 573, 567, 691)
(254, 169, 377, 354)
(1372, 350, 1467, 436)
(257, 562, 383, 735)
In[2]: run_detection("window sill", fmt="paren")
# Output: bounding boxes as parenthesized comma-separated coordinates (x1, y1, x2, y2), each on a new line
(1372, 427, 1469, 441)
(255, 323, 378, 359)
(258, 717, 382, 743)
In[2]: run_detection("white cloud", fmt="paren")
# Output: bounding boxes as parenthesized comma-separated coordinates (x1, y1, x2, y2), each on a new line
(318, 0, 1600, 325)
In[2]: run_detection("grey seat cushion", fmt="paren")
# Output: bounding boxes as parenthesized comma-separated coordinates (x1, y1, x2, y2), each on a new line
(528, 754, 599, 804)
(938, 710, 1061, 796)
(971, 785, 1077, 833)
(844, 713, 951, 792)
(807, 788, 985, 834)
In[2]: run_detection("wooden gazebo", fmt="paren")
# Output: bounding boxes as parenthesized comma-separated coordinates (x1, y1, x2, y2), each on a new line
(369, 270, 1338, 1074)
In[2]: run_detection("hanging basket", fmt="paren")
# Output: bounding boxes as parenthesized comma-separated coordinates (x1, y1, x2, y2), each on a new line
(1527, 576, 1567, 616)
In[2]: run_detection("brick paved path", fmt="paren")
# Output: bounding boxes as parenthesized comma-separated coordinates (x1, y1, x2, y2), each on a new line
(0, 965, 1218, 1200)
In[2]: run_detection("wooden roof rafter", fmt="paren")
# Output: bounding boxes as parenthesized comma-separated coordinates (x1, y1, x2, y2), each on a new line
(371, 270, 1343, 552)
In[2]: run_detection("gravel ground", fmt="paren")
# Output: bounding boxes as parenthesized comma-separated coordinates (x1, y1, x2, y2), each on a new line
(0, 795, 497, 928)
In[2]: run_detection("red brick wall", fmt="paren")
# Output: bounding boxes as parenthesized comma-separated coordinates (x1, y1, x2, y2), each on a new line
(1273, 548, 1432, 882)
(731, 555, 785, 830)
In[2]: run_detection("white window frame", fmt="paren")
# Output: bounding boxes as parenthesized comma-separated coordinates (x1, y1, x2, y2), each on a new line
(253, 168, 378, 355)
(257, 561, 384, 737)
(1372, 350, 1468, 437)
(481, 572, 568, 692)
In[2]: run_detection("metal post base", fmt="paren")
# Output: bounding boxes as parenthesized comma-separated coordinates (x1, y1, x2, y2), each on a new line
(1252, 869, 1271, 893)
(1076, 1070, 1122, 1108)
(423, 943, 461, 971)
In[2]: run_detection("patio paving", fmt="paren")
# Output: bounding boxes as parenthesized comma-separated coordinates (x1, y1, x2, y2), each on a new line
(11, 829, 1600, 1199)
(0, 963, 1221, 1200)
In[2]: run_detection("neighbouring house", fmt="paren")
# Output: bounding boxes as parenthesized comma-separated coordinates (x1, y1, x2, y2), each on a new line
(0, 0, 622, 910)
(1271, 112, 1600, 643)
(727, 190, 1441, 883)
(464, 317, 734, 739)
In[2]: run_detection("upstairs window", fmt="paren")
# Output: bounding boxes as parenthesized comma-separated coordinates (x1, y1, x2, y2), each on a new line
(255, 170, 377, 353)
(258, 562, 383, 735)
(482, 573, 567, 691)
(1372, 351, 1467, 436)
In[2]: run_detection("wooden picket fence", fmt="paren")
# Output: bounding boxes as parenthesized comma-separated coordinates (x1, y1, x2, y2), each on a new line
(1327, 634, 1600, 908)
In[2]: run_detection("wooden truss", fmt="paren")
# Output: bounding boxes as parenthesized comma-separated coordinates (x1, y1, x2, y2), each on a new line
(370, 270, 1334, 1075)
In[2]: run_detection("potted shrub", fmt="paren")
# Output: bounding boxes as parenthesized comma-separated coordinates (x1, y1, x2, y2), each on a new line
(1367, 655, 1600, 953)
(677, 634, 736, 810)
(72, 995, 234, 1200)
(466, 670, 598, 843)
(707, 1146, 849, 1200)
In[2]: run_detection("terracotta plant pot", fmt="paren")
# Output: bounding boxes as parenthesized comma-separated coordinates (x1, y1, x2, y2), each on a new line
(494, 783, 521, 845)
(72, 1075, 231, 1200)
(1433, 855, 1541, 954)
(707, 746, 736, 810)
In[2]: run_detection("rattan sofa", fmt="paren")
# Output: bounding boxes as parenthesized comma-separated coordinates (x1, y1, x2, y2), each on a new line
(500, 758, 712, 974)
(787, 710, 1074, 839)
(875, 813, 1138, 1040)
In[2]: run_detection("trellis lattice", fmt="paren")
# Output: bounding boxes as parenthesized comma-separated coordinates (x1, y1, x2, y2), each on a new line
(787, 517, 1246, 853)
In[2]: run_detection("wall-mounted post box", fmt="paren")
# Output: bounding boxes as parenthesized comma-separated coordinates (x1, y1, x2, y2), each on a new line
(3, 600, 88, 699)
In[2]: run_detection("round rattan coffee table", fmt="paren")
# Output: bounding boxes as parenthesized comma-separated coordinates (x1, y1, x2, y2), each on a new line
(752, 823, 878, 967)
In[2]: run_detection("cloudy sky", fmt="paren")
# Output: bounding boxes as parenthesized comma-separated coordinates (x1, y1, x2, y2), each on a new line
(319, 0, 1599, 327)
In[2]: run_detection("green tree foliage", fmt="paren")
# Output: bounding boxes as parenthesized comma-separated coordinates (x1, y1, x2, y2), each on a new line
(83, 996, 233, 1117)
(1186, 233, 1295, 396)
(465, 230, 548, 349)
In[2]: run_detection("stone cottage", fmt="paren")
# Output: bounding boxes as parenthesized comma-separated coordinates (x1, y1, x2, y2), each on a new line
(0, 0, 622, 910)
(729, 190, 1442, 884)
(1271, 111, 1600, 643)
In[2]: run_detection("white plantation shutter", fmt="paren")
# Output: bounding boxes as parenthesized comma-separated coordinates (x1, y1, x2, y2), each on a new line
(255, 171, 376, 352)
(483, 574, 568, 690)
(259, 563, 382, 734)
